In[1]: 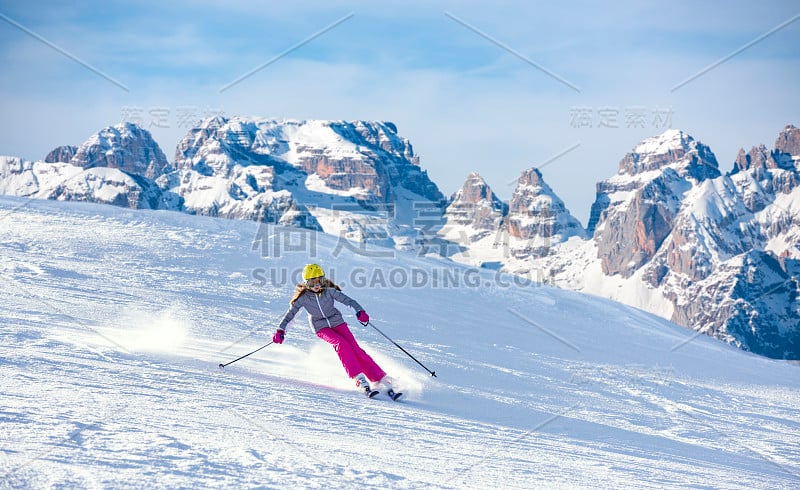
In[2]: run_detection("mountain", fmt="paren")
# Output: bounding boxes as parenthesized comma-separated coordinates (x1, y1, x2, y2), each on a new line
(2, 196, 799, 488)
(445, 127, 800, 359)
(69, 122, 171, 179)
(646, 125, 800, 358)
(44, 145, 77, 163)
(505, 168, 586, 257)
(0, 156, 165, 210)
(0, 123, 172, 209)
(438, 172, 507, 255)
(1, 117, 446, 248)
(588, 129, 721, 277)
(437, 168, 586, 271)
(1, 119, 798, 359)
(165, 116, 445, 247)
(156, 116, 318, 228)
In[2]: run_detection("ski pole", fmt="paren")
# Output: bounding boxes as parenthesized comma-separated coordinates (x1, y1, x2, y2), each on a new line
(362, 321, 437, 377)
(218, 341, 274, 369)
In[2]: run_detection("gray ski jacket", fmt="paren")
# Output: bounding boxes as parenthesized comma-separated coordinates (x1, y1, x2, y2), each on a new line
(278, 287, 364, 333)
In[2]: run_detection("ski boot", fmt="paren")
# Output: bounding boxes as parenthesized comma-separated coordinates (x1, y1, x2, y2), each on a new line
(379, 375, 402, 401)
(386, 388, 403, 401)
(355, 374, 379, 398)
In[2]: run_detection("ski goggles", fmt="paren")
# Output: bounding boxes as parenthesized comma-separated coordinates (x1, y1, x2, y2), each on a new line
(306, 277, 324, 287)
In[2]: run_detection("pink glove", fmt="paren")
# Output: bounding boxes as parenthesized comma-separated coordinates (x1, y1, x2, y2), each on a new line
(273, 329, 285, 344)
(356, 311, 369, 324)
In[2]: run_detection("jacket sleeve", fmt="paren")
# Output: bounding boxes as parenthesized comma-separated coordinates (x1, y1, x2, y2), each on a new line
(333, 289, 364, 313)
(277, 300, 303, 331)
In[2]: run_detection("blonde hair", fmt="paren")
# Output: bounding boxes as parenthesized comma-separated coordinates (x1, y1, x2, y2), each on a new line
(290, 278, 341, 305)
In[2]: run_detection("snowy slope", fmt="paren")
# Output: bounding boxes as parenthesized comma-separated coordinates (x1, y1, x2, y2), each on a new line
(1, 196, 799, 489)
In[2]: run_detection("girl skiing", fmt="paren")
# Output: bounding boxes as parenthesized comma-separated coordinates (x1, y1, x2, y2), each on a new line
(272, 263, 401, 400)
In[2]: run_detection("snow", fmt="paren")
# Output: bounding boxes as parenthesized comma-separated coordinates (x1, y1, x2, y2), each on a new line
(1, 196, 800, 489)
(632, 129, 689, 156)
(770, 186, 800, 215)
(304, 173, 369, 198)
(610, 168, 665, 184)
(0, 157, 83, 198)
(261, 119, 362, 166)
(176, 172, 235, 211)
(76, 168, 137, 203)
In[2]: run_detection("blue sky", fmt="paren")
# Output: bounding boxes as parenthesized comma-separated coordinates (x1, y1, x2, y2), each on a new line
(1, 0, 798, 223)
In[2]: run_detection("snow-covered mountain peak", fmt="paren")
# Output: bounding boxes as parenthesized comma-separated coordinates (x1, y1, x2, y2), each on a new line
(515, 167, 545, 187)
(199, 114, 229, 130)
(587, 130, 722, 278)
(509, 168, 567, 207)
(617, 129, 720, 183)
(730, 125, 800, 197)
(439, 169, 585, 262)
(165, 116, 445, 250)
(453, 172, 493, 198)
(630, 128, 692, 156)
(582, 125, 800, 355)
(70, 122, 171, 179)
(506, 168, 586, 246)
(440, 172, 507, 246)
(448, 172, 504, 217)
(174, 116, 441, 203)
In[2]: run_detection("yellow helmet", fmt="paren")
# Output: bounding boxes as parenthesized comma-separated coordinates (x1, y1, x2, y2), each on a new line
(302, 263, 325, 281)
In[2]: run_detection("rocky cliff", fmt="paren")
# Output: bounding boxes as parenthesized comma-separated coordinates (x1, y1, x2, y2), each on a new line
(44, 145, 77, 163)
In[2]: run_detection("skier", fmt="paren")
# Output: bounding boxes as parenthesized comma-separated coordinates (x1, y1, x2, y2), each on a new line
(272, 263, 401, 400)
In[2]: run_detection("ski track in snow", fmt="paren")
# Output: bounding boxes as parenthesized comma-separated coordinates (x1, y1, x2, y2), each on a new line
(1, 196, 799, 489)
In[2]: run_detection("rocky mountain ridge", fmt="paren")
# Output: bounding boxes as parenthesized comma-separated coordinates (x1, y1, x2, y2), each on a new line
(452, 125, 799, 359)
(0, 117, 447, 250)
(0, 119, 797, 359)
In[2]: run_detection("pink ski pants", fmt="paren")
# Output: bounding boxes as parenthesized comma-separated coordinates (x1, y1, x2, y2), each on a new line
(316, 323, 386, 382)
